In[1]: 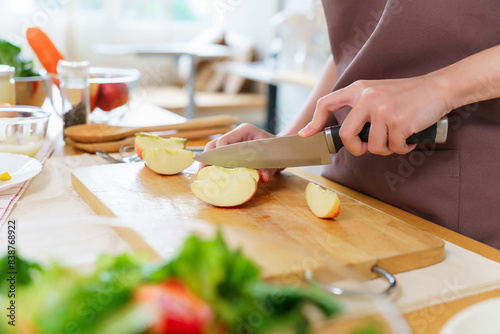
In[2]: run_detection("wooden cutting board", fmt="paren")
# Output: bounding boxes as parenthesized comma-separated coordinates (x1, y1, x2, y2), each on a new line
(71, 163, 444, 278)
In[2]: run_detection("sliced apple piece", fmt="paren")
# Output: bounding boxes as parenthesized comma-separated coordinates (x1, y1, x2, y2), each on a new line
(142, 148, 194, 175)
(305, 182, 341, 218)
(197, 166, 260, 182)
(135, 133, 187, 159)
(192, 167, 259, 207)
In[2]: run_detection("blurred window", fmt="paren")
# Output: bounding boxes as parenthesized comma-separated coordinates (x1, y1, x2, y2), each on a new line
(71, 0, 210, 22)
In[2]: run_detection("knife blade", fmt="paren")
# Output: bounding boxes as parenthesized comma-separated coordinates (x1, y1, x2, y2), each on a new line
(194, 116, 448, 169)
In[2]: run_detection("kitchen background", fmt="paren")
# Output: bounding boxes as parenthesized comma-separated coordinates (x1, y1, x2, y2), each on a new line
(0, 0, 330, 132)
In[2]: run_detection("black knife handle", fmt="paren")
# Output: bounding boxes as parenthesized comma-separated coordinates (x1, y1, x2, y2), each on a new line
(326, 116, 448, 153)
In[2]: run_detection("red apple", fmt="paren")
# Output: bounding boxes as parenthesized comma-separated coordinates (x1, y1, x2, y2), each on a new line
(89, 82, 99, 112)
(95, 82, 129, 112)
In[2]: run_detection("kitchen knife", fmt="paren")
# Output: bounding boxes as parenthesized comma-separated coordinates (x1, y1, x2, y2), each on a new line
(194, 116, 448, 169)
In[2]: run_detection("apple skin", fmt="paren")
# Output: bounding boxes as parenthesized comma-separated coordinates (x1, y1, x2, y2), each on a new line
(143, 148, 195, 175)
(95, 82, 129, 112)
(305, 182, 341, 219)
(192, 167, 259, 207)
(89, 82, 99, 112)
(135, 133, 187, 159)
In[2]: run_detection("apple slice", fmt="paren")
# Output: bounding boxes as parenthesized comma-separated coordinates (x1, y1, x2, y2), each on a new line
(135, 133, 187, 159)
(197, 166, 260, 182)
(305, 182, 341, 218)
(192, 167, 259, 207)
(142, 148, 194, 175)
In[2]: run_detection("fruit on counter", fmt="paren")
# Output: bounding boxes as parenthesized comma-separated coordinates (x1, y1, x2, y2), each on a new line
(197, 165, 260, 182)
(95, 82, 129, 112)
(89, 81, 99, 112)
(192, 166, 259, 207)
(135, 280, 214, 334)
(0, 233, 342, 334)
(26, 27, 64, 74)
(25, 27, 126, 111)
(143, 148, 195, 175)
(0, 172, 11, 181)
(305, 182, 341, 219)
(135, 133, 187, 159)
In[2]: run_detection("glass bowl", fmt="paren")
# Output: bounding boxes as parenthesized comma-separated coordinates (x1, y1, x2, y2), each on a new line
(44, 67, 140, 125)
(14, 71, 48, 107)
(0, 106, 50, 157)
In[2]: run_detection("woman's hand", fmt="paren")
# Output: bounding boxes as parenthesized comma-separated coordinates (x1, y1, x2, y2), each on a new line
(299, 76, 450, 156)
(200, 123, 280, 183)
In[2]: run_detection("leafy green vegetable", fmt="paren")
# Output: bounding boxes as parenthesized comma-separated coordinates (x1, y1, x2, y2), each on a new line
(352, 321, 384, 334)
(149, 232, 342, 334)
(0, 232, 342, 334)
(0, 39, 39, 77)
(33, 253, 147, 334)
(0, 252, 42, 293)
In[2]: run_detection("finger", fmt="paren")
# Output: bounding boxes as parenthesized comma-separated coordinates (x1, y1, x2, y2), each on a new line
(198, 139, 218, 170)
(203, 139, 217, 152)
(259, 168, 279, 183)
(216, 123, 269, 147)
(299, 89, 355, 137)
(367, 119, 392, 156)
(259, 168, 284, 183)
(338, 106, 369, 156)
(388, 129, 417, 155)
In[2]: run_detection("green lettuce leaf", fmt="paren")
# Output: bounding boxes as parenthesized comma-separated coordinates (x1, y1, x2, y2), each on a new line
(1, 232, 342, 334)
(0, 39, 39, 77)
(0, 252, 42, 293)
(148, 232, 342, 334)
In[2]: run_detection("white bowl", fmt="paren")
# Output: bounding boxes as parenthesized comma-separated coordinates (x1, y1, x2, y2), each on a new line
(440, 297, 500, 334)
(0, 106, 50, 157)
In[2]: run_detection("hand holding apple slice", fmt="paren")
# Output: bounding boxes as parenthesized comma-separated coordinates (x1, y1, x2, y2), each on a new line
(135, 133, 187, 159)
(305, 182, 341, 218)
(143, 148, 195, 175)
(192, 166, 259, 207)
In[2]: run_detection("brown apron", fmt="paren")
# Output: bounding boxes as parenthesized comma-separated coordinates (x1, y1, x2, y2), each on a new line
(321, 0, 500, 248)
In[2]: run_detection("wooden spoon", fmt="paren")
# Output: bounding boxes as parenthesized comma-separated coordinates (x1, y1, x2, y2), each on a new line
(65, 125, 235, 153)
(64, 114, 238, 143)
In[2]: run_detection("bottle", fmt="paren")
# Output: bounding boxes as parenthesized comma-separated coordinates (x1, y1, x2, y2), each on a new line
(57, 60, 90, 134)
(0, 65, 16, 105)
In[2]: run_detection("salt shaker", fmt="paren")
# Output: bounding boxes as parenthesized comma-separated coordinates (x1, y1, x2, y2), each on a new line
(0, 65, 16, 105)
(57, 60, 90, 134)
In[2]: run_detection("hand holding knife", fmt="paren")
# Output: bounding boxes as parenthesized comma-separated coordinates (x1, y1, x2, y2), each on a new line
(194, 116, 448, 169)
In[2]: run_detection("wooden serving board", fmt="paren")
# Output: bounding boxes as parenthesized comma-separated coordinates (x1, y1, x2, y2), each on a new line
(71, 163, 444, 278)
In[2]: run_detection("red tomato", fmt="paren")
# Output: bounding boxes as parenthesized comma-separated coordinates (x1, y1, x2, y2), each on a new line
(95, 82, 129, 112)
(135, 280, 213, 334)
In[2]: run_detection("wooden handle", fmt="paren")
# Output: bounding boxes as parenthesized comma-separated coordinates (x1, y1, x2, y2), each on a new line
(66, 126, 235, 153)
(134, 115, 239, 134)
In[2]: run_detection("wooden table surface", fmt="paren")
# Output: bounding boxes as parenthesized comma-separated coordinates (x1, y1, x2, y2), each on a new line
(50, 103, 500, 334)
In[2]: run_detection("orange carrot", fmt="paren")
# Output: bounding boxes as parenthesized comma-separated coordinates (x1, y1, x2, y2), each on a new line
(26, 27, 64, 74)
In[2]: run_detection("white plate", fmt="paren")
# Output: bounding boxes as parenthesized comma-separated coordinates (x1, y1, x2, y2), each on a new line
(0, 153, 42, 192)
(440, 296, 500, 334)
